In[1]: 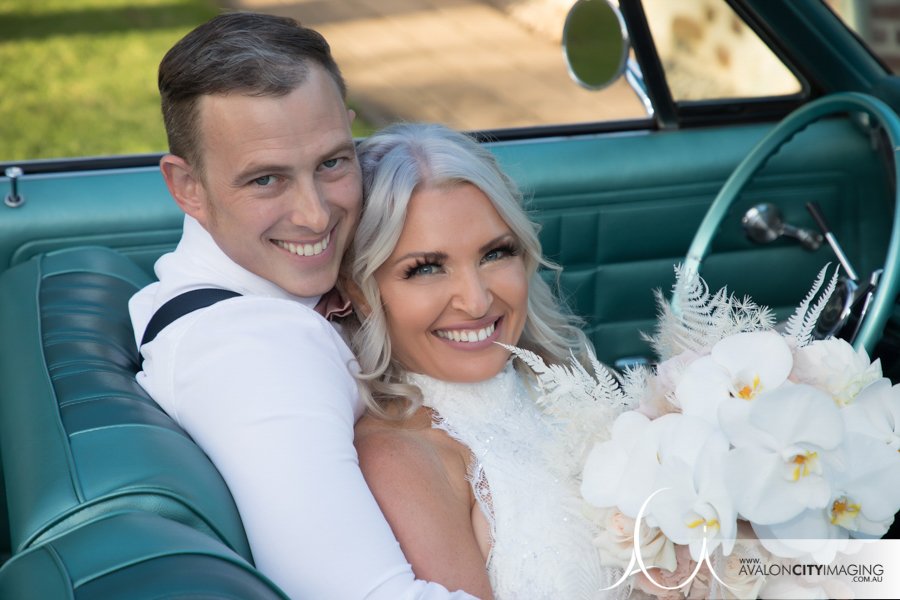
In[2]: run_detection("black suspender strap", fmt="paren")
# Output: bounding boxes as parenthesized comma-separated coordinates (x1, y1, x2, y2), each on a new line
(140, 288, 242, 348)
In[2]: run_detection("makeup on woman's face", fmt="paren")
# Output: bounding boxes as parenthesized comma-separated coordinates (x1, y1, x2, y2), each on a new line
(375, 182, 528, 383)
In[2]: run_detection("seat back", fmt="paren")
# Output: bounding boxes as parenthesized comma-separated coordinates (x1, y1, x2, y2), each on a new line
(0, 246, 251, 560)
(0, 511, 286, 599)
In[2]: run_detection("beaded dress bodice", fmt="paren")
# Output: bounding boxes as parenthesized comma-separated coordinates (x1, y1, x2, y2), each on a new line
(407, 363, 615, 599)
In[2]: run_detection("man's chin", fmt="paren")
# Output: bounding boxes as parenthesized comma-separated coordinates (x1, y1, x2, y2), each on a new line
(278, 274, 339, 299)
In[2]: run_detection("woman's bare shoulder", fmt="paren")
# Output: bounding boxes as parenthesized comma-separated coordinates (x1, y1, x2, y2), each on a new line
(355, 407, 471, 501)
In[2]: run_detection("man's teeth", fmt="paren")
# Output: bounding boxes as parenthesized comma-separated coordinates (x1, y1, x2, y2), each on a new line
(275, 233, 330, 257)
(436, 322, 496, 343)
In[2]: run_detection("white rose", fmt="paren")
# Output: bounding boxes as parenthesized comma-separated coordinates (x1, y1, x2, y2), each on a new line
(791, 338, 881, 406)
(589, 505, 677, 571)
(637, 350, 699, 418)
(718, 531, 769, 600)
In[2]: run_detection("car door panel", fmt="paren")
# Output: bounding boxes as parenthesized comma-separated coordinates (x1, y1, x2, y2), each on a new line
(491, 117, 891, 365)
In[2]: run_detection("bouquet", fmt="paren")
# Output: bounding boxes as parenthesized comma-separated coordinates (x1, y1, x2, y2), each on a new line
(508, 265, 900, 599)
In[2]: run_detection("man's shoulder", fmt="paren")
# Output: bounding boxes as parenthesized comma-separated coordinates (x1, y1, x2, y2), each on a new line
(179, 295, 346, 353)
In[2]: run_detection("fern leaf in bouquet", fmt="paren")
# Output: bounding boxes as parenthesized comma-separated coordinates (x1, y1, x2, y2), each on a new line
(643, 264, 776, 361)
(782, 264, 839, 347)
(500, 343, 634, 459)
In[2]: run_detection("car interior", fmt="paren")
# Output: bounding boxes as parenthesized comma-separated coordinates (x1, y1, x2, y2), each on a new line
(0, 0, 897, 596)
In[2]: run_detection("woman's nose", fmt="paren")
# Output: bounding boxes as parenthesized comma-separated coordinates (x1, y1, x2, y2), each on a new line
(451, 268, 492, 317)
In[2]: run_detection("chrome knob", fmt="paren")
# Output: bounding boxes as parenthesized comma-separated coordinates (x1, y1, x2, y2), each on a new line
(4, 166, 24, 208)
(741, 203, 822, 251)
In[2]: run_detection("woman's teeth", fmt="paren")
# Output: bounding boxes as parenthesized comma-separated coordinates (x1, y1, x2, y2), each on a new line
(275, 233, 330, 257)
(436, 322, 496, 343)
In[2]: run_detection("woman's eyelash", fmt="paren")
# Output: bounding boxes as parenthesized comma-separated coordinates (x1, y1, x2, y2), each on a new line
(486, 242, 520, 259)
(403, 255, 444, 279)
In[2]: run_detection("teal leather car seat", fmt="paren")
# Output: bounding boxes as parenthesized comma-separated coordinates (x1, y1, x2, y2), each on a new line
(0, 246, 283, 596)
(0, 511, 286, 599)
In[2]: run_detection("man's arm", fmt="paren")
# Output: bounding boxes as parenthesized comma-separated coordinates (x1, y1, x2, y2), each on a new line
(166, 300, 479, 599)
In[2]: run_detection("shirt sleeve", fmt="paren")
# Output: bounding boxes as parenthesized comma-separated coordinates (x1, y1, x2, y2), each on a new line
(169, 299, 479, 600)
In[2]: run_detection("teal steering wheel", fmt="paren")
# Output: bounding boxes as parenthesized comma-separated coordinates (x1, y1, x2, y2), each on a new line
(682, 92, 900, 355)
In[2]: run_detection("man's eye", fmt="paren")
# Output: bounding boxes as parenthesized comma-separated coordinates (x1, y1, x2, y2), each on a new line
(322, 158, 341, 169)
(253, 175, 276, 186)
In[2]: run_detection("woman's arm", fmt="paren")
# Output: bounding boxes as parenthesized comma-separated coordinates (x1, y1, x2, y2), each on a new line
(356, 421, 494, 600)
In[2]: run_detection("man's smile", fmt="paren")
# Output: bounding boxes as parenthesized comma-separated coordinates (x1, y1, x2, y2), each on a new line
(273, 231, 331, 257)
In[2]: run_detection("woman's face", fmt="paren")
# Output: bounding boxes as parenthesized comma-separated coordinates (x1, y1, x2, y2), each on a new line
(374, 182, 528, 383)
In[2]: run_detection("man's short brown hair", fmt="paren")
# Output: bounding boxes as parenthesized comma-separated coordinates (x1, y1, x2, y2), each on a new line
(159, 12, 346, 172)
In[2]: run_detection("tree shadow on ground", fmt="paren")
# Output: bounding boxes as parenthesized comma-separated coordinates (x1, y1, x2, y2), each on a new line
(0, 1, 220, 42)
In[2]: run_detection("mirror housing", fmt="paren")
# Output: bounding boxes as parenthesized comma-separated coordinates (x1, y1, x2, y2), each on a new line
(562, 0, 629, 91)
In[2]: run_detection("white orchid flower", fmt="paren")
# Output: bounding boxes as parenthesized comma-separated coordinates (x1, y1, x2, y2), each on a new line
(646, 414, 737, 561)
(842, 377, 900, 450)
(724, 384, 843, 525)
(583, 411, 717, 525)
(676, 330, 793, 429)
(752, 514, 850, 563)
(581, 410, 654, 514)
(791, 337, 882, 406)
(826, 432, 900, 537)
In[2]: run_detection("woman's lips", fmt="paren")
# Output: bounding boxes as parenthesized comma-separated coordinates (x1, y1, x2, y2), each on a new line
(434, 317, 502, 348)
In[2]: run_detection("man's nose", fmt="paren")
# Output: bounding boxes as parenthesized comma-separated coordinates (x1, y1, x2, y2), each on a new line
(289, 180, 331, 232)
(451, 268, 492, 317)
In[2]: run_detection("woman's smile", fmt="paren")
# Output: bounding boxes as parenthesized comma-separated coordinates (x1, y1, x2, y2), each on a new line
(434, 316, 502, 347)
(375, 182, 528, 383)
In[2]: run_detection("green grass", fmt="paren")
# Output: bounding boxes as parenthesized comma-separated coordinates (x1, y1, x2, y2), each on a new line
(0, 0, 374, 162)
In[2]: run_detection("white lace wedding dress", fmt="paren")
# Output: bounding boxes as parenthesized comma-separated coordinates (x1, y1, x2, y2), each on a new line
(407, 362, 623, 599)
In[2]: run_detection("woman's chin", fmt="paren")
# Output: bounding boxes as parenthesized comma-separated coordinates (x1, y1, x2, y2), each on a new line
(430, 350, 512, 384)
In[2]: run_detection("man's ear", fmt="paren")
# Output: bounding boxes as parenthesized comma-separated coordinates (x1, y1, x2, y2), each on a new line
(347, 108, 357, 124)
(160, 154, 208, 225)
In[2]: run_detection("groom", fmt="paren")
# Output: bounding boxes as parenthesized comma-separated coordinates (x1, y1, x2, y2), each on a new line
(129, 12, 476, 599)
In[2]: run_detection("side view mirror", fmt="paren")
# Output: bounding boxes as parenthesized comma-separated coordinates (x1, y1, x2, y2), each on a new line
(562, 0, 629, 91)
(562, 0, 653, 115)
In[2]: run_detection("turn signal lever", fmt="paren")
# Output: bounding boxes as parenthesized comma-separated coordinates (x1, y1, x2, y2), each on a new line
(806, 202, 879, 343)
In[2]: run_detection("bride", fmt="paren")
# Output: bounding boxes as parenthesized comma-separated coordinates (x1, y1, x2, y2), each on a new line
(346, 123, 624, 599)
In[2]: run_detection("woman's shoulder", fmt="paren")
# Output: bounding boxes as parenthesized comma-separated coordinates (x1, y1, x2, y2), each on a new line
(355, 407, 471, 497)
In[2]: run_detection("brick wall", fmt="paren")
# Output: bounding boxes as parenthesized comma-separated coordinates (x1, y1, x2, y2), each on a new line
(830, 0, 900, 72)
(863, 0, 900, 71)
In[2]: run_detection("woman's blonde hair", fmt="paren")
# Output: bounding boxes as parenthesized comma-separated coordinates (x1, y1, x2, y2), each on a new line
(349, 123, 591, 417)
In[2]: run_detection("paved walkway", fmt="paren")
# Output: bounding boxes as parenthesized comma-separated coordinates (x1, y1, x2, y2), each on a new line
(223, 0, 643, 130)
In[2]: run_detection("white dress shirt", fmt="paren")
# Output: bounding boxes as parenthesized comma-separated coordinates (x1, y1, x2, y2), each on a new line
(130, 215, 476, 600)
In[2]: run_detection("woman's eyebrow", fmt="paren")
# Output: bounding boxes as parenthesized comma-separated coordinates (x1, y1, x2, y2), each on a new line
(479, 233, 516, 253)
(389, 250, 447, 266)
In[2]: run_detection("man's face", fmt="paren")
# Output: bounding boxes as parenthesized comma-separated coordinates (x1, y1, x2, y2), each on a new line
(192, 66, 362, 298)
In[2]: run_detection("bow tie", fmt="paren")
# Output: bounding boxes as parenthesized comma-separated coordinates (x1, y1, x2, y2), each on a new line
(314, 287, 353, 321)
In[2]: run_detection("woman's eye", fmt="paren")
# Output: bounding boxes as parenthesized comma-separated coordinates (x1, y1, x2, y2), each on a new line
(483, 245, 516, 263)
(405, 263, 440, 278)
(253, 175, 276, 187)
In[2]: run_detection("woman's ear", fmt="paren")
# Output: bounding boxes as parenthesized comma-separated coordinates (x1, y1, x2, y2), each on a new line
(160, 154, 209, 226)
